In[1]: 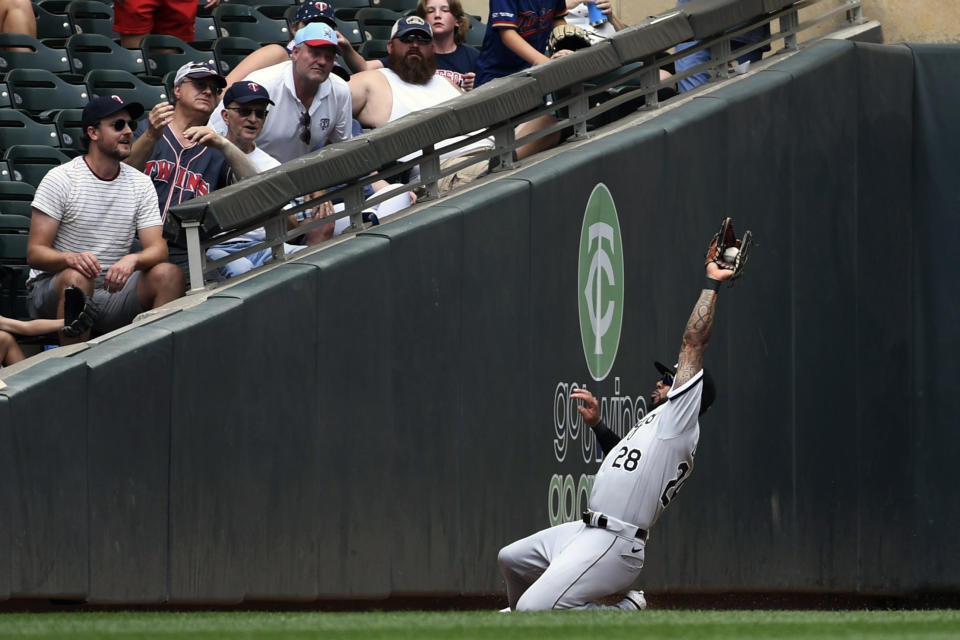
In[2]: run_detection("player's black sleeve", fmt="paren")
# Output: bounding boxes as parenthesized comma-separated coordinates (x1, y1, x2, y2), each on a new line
(590, 420, 621, 456)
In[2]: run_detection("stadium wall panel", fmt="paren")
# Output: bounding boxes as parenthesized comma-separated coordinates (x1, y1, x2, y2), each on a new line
(3, 40, 960, 602)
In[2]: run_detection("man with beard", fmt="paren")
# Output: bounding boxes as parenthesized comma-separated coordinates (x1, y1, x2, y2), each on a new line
(496, 227, 745, 610)
(25, 96, 184, 343)
(349, 16, 494, 194)
(207, 21, 353, 163)
(126, 61, 258, 278)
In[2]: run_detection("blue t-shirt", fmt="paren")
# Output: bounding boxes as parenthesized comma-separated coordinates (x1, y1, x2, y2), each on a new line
(474, 0, 567, 87)
(436, 45, 479, 88)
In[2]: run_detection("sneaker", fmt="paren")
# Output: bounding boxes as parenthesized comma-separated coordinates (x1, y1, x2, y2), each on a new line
(623, 589, 646, 610)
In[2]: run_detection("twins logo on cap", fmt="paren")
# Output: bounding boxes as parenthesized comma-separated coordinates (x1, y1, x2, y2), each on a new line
(110, 95, 123, 103)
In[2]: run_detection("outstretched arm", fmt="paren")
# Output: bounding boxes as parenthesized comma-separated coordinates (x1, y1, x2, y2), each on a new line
(673, 262, 732, 388)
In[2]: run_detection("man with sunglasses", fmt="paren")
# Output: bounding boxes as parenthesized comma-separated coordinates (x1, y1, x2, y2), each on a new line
(349, 17, 494, 193)
(126, 61, 258, 279)
(205, 81, 307, 278)
(25, 96, 184, 343)
(497, 235, 737, 611)
(208, 22, 353, 164)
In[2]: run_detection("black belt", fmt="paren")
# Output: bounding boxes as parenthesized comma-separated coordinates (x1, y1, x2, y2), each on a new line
(582, 511, 648, 541)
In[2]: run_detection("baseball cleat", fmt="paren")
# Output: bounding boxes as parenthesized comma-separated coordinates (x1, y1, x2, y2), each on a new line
(623, 589, 646, 610)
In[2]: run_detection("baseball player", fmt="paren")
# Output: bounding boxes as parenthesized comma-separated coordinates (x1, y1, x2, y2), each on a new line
(497, 220, 751, 610)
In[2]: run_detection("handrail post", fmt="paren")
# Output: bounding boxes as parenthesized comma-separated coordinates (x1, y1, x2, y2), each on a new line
(845, 0, 864, 25)
(568, 82, 589, 140)
(265, 215, 286, 263)
(183, 220, 205, 293)
(781, 8, 799, 51)
(709, 37, 732, 82)
(419, 143, 441, 200)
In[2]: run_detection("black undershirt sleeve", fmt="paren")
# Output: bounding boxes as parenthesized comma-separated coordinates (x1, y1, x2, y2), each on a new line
(590, 420, 621, 456)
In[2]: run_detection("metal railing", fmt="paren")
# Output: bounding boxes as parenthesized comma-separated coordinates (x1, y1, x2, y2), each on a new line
(172, 0, 869, 292)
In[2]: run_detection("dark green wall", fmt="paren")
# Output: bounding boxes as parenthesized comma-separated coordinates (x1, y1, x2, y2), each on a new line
(2, 40, 957, 602)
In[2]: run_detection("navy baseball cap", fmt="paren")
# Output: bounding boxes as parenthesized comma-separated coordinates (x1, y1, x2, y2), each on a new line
(296, 1, 336, 27)
(294, 21, 339, 49)
(223, 81, 275, 106)
(654, 361, 716, 416)
(390, 15, 432, 40)
(174, 61, 227, 88)
(81, 95, 145, 130)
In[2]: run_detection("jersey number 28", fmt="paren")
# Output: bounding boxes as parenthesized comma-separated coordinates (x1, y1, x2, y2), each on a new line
(611, 447, 641, 471)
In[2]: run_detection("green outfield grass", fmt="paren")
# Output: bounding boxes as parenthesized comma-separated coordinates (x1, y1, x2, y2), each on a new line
(0, 609, 958, 639)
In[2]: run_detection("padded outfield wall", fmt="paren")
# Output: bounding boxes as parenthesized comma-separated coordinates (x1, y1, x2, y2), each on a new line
(1, 39, 958, 603)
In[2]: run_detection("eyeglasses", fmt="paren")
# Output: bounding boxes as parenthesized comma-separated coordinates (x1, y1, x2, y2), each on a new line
(298, 111, 311, 145)
(226, 106, 269, 119)
(103, 118, 137, 132)
(397, 33, 432, 45)
(660, 371, 675, 387)
(185, 78, 223, 94)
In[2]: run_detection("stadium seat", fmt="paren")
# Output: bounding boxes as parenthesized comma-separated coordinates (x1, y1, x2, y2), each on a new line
(333, 0, 372, 21)
(65, 0, 115, 38)
(34, 3, 74, 40)
(140, 34, 217, 78)
(369, 0, 418, 12)
(213, 36, 262, 77)
(0, 109, 60, 150)
(51, 108, 84, 151)
(465, 15, 485, 48)
(0, 34, 71, 74)
(195, 15, 220, 44)
(66, 33, 148, 76)
(0, 85, 10, 110)
(336, 19, 365, 47)
(6, 68, 89, 115)
(228, 0, 296, 5)
(85, 69, 169, 110)
(359, 38, 388, 61)
(212, 5, 290, 45)
(355, 8, 401, 41)
(5, 145, 71, 188)
(0, 181, 36, 218)
(0, 214, 30, 233)
(0, 235, 30, 320)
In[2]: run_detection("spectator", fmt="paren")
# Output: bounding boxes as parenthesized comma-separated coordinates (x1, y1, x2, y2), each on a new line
(416, 0, 479, 90)
(474, 0, 569, 88)
(0, 316, 64, 365)
(350, 17, 494, 194)
(205, 81, 308, 278)
(564, 0, 625, 36)
(114, 0, 221, 50)
(0, 0, 36, 39)
(673, 0, 770, 93)
(208, 22, 353, 164)
(25, 96, 184, 344)
(224, 1, 356, 88)
(126, 61, 258, 276)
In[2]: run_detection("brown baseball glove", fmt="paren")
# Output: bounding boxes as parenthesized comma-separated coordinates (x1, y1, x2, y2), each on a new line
(547, 24, 593, 56)
(704, 217, 753, 282)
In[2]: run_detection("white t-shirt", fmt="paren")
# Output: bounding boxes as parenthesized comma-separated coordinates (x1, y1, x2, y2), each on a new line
(29, 156, 161, 282)
(219, 145, 282, 245)
(588, 369, 704, 530)
(378, 68, 493, 172)
(208, 60, 353, 163)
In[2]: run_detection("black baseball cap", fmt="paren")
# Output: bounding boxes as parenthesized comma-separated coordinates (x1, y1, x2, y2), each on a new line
(296, 1, 336, 27)
(81, 95, 145, 131)
(654, 361, 716, 416)
(223, 81, 275, 106)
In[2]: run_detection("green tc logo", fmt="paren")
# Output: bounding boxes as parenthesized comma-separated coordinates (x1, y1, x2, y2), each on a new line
(578, 183, 624, 381)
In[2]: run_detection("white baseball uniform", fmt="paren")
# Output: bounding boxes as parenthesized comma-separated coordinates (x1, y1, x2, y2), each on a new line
(497, 369, 704, 610)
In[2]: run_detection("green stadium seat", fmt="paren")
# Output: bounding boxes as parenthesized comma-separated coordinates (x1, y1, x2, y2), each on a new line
(0, 33, 71, 74)
(195, 15, 220, 43)
(5, 144, 71, 188)
(369, 0, 418, 13)
(358, 38, 388, 61)
(336, 19, 365, 47)
(0, 181, 37, 218)
(465, 15, 485, 48)
(0, 231, 28, 263)
(66, 33, 148, 76)
(213, 36, 262, 77)
(6, 68, 89, 116)
(85, 69, 169, 111)
(333, 0, 372, 21)
(0, 213, 30, 233)
(65, 0, 115, 38)
(355, 8, 401, 41)
(34, 2, 74, 40)
(213, 5, 290, 45)
(51, 108, 84, 151)
(140, 34, 216, 78)
(0, 109, 60, 150)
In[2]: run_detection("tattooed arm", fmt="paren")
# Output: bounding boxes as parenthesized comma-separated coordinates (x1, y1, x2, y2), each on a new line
(673, 262, 733, 387)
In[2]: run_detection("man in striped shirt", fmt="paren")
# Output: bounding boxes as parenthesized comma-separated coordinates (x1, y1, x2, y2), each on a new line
(26, 96, 185, 344)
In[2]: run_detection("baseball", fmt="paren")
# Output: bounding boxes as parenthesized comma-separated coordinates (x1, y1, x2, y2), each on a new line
(722, 247, 739, 262)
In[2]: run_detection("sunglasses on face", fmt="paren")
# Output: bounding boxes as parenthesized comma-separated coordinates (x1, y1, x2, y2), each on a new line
(186, 78, 223, 94)
(103, 118, 137, 132)
(660, 371, 675, 387)
(226, 106, 269, 119)
(397, 33, 432, 45)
